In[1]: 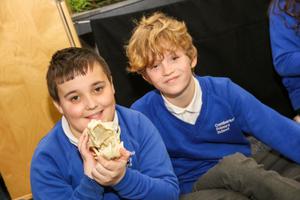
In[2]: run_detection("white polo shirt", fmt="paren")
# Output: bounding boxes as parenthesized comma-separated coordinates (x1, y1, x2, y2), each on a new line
(162, 77, 202, 125)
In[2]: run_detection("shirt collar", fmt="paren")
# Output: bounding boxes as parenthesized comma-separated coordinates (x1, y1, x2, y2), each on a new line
(162, 77, 201, 114)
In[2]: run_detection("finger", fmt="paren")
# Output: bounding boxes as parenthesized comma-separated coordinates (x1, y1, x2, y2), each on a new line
(97, 155, 126, 177)
(93, 162, 124, 186)
(92, 171, 111, 186)
(119, 148, 131, 161)
(95, 162, 108, 174)
(82, 128, 88, 135)
(84, 133, 90, 151)
(78, 132, 95, 161)
(97, 155, 114, 170)
(91, 166, 108, 185)
(94, 163, 114, 179)
(78, 132, 85, 153)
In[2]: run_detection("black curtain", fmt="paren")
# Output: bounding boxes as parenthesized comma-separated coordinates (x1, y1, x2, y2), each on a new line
(90, 0, 294, 117)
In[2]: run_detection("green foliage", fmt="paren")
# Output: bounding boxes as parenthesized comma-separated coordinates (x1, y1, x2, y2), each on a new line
(67, 0, 126, 13)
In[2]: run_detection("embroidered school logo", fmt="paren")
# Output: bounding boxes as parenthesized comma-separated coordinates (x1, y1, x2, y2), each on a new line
(215, 117, 235, 134)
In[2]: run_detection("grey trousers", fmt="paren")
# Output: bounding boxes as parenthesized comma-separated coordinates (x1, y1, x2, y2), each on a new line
(180, 151, 300, 200)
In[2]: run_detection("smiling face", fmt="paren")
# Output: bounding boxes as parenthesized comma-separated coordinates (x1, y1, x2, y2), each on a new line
(143, 48, 197, 106)
(53, 63, 116, 139)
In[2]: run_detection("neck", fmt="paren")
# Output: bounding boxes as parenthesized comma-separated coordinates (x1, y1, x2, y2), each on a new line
(70, 126, 81, 139)
(164, 76, 195, 108)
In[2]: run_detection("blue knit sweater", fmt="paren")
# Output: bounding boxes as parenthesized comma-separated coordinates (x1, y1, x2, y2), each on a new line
(269, 0, 300, 111)
(131, 76, 300, 194)
(30, 105, 179, 200)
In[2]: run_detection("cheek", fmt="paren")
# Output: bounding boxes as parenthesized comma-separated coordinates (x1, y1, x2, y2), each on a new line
(100, 87, 116, 105)
(62, 103, 85, 118)
(103, 93, 115, 106)
(99, 92, 116, 121)
(146, 71, 161, 83)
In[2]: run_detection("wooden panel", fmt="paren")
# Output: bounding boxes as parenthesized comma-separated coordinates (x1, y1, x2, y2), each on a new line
(0, 0, 80, 199)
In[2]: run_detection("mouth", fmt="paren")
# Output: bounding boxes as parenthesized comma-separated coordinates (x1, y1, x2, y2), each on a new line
(165, 75, 179, 84)
(86, 110, 104, 120)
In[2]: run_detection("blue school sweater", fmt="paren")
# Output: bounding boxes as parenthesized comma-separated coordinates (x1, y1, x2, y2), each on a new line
(131, 76, 300, 194)
(30, 105, 179, 200)
(269, 0, 300, 111)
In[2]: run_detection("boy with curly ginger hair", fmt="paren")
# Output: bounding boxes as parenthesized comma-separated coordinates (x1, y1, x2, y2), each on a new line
(126, 12, 300, 200)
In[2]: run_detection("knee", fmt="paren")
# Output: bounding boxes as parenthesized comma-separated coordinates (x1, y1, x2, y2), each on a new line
(220, 153, 248, 166)
(220, 153, 263, 173)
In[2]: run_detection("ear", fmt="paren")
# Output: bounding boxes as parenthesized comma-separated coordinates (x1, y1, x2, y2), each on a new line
(53, 100, 64, 114)
(191, 55, 197, 69)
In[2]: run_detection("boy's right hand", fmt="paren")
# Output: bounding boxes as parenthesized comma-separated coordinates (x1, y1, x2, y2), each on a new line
(91, 148, 131, 186)
(294, 114, 300, 123)
(78, 129, 96, 179)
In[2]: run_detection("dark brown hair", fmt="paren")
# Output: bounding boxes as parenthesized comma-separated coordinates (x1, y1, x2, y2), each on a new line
(46, 47, 111, 102)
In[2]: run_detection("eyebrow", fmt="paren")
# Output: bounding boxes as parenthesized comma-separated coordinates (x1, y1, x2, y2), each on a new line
(63, 81, 106, 98)
(63, 90, 77, 98)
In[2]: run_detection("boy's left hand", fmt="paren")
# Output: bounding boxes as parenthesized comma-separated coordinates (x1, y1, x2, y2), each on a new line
(92, 148, 131, 186)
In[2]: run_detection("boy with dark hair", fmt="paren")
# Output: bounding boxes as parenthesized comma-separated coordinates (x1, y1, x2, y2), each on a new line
(126, 12, 300, 199)
(30, 47, 179, 200)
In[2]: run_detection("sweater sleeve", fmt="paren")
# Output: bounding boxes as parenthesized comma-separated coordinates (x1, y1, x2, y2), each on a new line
(113, 112, 179, 200)
(269, 1, 300, 76)
(30, 150, 105, 200)
(226, 79, 300, 164)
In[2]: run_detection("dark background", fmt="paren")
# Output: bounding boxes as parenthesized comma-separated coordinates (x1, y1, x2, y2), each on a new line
(86, 0, 294, 118)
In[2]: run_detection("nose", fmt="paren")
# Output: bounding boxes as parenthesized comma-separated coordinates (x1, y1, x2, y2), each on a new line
(161, 61, 174, 76)
(85, 95, 98, 110)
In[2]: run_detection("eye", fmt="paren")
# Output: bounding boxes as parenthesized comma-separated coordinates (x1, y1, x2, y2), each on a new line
(149, 62, 161, 71)
(70, 95, 80, 103)
(94, 86, 104, 93)
(171, 55, 179, 61)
